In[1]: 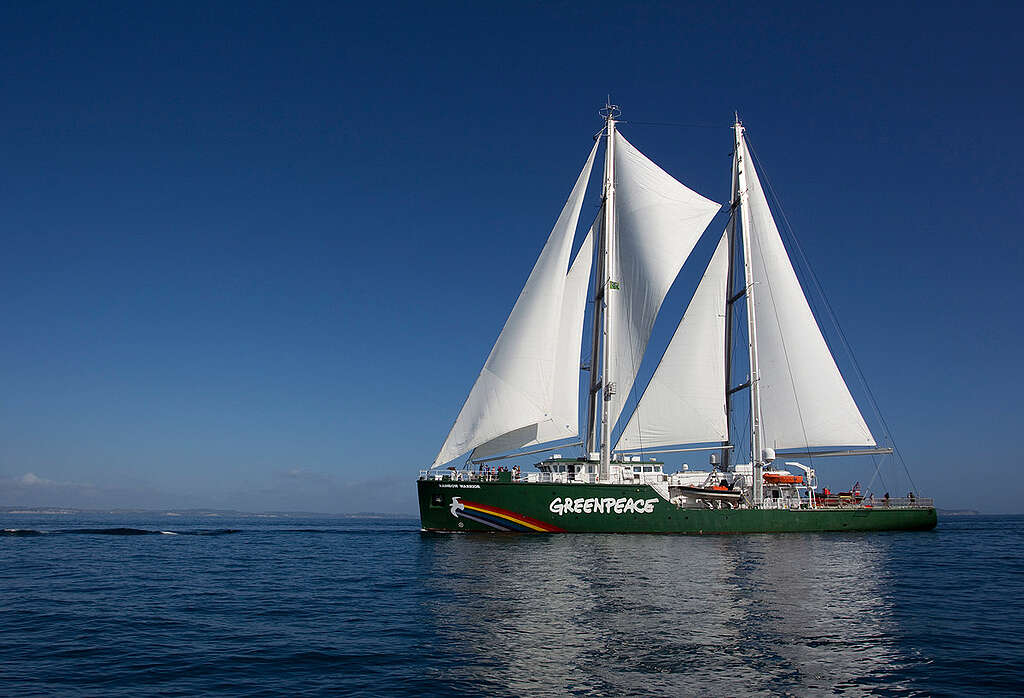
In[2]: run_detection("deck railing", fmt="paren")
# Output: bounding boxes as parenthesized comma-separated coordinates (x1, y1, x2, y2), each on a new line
(758, 496, 935, 510)
(802, 496, 934, 509)
(418, 470, 518, 483)
(857, 497, 934, 508)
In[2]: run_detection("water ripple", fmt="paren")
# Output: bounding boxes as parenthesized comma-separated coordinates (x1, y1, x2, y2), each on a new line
(0, 514, 1021, 696)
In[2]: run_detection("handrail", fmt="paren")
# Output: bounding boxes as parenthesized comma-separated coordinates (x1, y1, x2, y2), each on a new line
(810, 496, 934, 509)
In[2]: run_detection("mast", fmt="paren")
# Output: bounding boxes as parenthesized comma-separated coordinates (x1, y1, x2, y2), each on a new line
(587, 102, 619, 482)
(734, 117, 765, 505)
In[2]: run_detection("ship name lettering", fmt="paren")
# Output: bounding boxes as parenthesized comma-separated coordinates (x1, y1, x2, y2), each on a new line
(548, 497, 659, 516)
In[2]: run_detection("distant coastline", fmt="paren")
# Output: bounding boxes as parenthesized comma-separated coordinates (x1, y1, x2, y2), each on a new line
(0, 507, 415, 518)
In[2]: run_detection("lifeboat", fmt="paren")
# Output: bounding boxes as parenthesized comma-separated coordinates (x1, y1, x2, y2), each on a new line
(673, 485, 743, 502)
(763, 472, 803, 485)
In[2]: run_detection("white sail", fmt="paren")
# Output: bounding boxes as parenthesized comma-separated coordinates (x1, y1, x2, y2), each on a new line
(607, 131, 721, 430)
(741, 135, 875, 449)
(614, 231, 730, 451)
(470, 229, 594, 459)
(432, 142, 598, 467)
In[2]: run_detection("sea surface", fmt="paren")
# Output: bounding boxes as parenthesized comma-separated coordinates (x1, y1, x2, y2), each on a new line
(1, 513, 1021, 697)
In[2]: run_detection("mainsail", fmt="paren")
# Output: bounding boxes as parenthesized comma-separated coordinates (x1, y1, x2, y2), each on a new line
(470, 229, 594, 460)
(431, 143, 598, 467)
(740, 134, 875, 450)
(614, 231, 730, 451)
(606, 132, 721, 430)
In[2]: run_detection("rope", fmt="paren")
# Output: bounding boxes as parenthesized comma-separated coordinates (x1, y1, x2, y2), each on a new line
(866, 451, 890, 495)
(622, 120, 731, 129)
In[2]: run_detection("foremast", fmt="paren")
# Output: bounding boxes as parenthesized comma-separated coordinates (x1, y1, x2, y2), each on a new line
(585, 103, 619, 482)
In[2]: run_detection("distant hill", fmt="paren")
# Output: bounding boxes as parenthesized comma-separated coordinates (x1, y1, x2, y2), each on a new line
(938, 509, 981, 516)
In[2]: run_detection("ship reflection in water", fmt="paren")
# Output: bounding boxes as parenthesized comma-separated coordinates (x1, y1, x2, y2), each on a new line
(419, 533, 915, 695)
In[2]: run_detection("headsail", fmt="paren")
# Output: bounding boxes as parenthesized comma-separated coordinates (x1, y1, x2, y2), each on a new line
(614, 231, 730, 451)
(432, 142, 598, 467)
(607, 132, 721, 430)
(470, 229, 594, 460)
(740, 134, 874, 449)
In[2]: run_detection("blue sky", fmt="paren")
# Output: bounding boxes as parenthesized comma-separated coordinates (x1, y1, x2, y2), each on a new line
(0, 2, 1020, 513)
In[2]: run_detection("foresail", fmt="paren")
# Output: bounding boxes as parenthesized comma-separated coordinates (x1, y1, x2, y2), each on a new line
(608, 131, 721, 430)
(432, 142, 598, 467)
(470, 230, 594, 460)
(741, 135, 874, 449)
(615, 231, 729, 451)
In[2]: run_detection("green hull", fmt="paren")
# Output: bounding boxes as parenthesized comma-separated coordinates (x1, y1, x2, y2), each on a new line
(417, 480, 937, 534)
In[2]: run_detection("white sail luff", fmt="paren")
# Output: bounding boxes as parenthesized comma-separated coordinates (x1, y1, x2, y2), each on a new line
(607, 131, 722, 435)
(431, 142, 599, 467)
(740, 132, 875, 450)
(614, 231, 730, 451)
(469, 229, 594, 460)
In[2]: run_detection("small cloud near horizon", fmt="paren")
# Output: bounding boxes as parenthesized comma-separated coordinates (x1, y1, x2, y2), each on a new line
(17, 472, 95, 488)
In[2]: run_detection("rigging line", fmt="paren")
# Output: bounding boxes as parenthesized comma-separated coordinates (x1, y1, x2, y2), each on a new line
(728, 282, 751, 462)
(733, 394, 751, 465)
(726, 270, 752, 467)
(721, 206, 742, 465)
(745, 140, 921, 495)
(866, 451, 890, 495)
(621, 120, 731, 129)
(868, 438, 896, 494)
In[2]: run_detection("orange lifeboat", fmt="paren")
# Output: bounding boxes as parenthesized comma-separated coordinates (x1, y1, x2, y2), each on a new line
(763, 473, 803, 485)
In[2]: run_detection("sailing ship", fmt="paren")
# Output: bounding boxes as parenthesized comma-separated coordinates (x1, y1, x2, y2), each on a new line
(418, 105, 936, 534)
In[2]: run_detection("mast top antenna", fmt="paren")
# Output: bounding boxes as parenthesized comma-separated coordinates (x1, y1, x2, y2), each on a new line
(599, 98, 621, 121)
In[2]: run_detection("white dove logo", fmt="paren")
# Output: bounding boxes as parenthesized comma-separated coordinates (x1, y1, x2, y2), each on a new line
(449, 496, 465, 518)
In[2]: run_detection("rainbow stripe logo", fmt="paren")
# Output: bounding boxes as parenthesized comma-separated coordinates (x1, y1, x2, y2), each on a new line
(450, 497, 564, 533)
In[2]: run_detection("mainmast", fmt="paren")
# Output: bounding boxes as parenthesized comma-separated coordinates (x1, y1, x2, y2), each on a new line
(733, 117, 766, 505)
(585, 102, 619, 482)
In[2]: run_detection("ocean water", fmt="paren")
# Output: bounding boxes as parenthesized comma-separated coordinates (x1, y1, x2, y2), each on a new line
(1, 514, 1021, 697)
